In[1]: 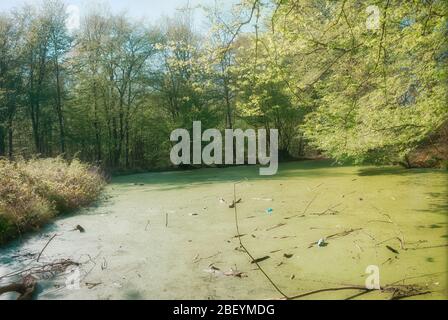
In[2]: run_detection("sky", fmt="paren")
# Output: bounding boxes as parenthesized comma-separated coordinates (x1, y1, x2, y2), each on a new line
(0, 0, 230, 31)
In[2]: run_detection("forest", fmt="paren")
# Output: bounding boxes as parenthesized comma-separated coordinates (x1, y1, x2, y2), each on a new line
(0, 0, 446, 171)
(0, 0, 448, 301)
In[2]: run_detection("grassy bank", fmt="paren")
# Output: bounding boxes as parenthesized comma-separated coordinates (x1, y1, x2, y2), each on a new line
(0, 158, 105, 244)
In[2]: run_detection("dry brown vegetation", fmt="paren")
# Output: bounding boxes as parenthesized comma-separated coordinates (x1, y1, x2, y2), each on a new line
(0, 157, 105, 244)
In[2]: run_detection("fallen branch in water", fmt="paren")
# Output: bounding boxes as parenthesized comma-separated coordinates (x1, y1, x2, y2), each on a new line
(0, 259, 79, 281)
(387, 284, 431, 300)
(289, 285, 371, 300)
(0, 275, 37, 300)
(288, 283, 431, 300)
(0, 259, 79, 300)
(37, 234, 58, 262)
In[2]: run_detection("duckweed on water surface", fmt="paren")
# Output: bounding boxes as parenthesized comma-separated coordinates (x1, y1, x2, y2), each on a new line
(0, 161, 446, 299)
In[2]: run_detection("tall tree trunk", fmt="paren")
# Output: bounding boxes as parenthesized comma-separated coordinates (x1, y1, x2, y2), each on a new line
(117, 92, 125, 167)
(223, 75, 233, 129)
(30, 49, 46, 155)
(112, 116, 119, 167)
(7, 96, 15, 159)
(93, 83, 102, 163)
(0, 125, 5, 157)
(125, 125, 130, 168)
(29, 65, 40, 153)
(8, 118, 13, 159)
(54, 59, 65, 155)
(30, 100, 41, 154)
(298, 135, 304, 157)
(125, 82, 132, 168)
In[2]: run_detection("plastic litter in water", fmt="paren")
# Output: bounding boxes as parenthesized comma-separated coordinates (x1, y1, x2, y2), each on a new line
(317, 238, 326, 247)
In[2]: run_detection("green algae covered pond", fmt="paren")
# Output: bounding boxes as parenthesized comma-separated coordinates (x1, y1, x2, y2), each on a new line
(0, 160, 447, 300)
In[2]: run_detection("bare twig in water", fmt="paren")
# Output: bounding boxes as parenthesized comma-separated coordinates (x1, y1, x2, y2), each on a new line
(303, 194, 319, 214)
(367, 219, 393, 224)
(308, 228, 362, 248)
(406, 244, 448, 251)
(101, 258, 107, 270)
(362, 230, 376, 240)
(376, 237, 406, 250)
(86, 282, 102, 289)
(353, 241, 363, 252)
(312, 183, 324, 190)
(0, 259, 79, 281)
(266, 223, 286, 231)
(310, 203, 342, 216)
(193, 252, 222, 264)
(229, 198, 242, 209)
(386, 245, 399, 254)
(251, 256, 270, 264)
(285, 194, 318, 219)
(341, 191, 356, 198)
(37, 234, 58, 262)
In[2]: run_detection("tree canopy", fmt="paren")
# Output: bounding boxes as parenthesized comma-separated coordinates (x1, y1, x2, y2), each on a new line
(0, 0, 446, 169)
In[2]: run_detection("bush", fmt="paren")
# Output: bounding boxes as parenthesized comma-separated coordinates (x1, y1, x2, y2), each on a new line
(0, 157, 105, 244)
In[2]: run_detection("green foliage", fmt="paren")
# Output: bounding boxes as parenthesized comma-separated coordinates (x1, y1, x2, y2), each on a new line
(231, 34, 310, 155)
(0, 0, 446, 168)
(267, 0, 448, 164)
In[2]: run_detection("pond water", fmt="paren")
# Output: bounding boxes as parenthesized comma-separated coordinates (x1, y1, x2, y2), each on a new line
(0, 160, 447, 300)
